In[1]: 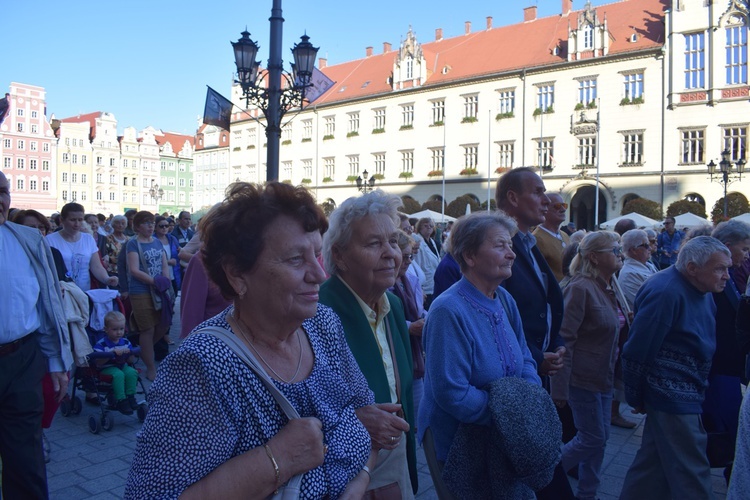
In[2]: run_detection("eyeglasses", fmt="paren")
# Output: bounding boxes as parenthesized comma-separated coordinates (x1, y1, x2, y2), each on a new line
(598, 247, 623, 256)
(551, 202, 568, 210)
(142, 221, 155, 226)
(157, 224, 169, 229)
(636, 243, 650, 249)
(402, 254, 414, 262)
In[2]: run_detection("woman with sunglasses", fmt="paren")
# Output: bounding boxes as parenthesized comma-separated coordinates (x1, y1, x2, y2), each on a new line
(532, 193, 570, 282)
(551, 231, 627, 500)
(154, 216, 182, 293)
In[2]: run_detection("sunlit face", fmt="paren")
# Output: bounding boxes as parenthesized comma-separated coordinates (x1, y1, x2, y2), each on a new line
(594, 243, 624, 277)
(546, 193, 567, 226)
(85, 216, 99, 232)
(464, 225, 516, 288)
(156, 220, 170, 235)
(335, 213, 401, 302)
(418, 220, 435, 240)
(687, 252, 732, 294)
(105, 318, 126, 342)
(240, 215, 326, 324)
(135, 219, 155, 238)
(726, 238, 750, 267)
(112, 219, 126, 234)
(510, 172, 550, 228)
(62, 211, 85, 234)
(179, 213, 192, 229)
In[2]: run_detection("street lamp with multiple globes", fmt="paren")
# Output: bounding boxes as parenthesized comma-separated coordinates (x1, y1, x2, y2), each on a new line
(707, 148, 745, 218)
(149, 183, 164, 205)
(232, 0, 319, 182)
(356, 170, 376, 194)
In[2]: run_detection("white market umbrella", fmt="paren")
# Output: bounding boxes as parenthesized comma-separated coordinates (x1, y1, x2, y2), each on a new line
(598, 213, 660, 230)
(673, 212, 711, 229)
(465, 203, 472, 216)
(408, 209, 457, 223)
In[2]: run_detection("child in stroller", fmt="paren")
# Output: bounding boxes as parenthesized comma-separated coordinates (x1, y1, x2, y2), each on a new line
(92, 311, 141, 415)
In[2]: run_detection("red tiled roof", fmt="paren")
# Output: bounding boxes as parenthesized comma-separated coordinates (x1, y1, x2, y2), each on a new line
(314, 0, 666, 105)
(58, 111, 101, 140)
(156, 131, 195, 155)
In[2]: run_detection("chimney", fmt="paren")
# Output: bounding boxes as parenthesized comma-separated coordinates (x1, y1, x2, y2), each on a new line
(562, 0, 573, 15)
(383, 42, 392, 53)
(318, 57, 327, 69)
(435, 28, 443, 41)
(366, 46, 373, 57)
(465, 21, 471, 34)
(486, 16, 493, 30)
(524, 5, 537, 22)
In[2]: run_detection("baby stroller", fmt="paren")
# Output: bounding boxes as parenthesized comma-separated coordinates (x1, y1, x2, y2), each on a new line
(59, 290, 149, 433)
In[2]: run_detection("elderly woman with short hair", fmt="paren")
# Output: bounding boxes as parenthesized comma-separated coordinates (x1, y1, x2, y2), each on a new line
(618, 229, 657, 310)
(703, 220, 750, 469)
(105, 214, 129, 275)
(320, 191, 418, 498)
(418, 212, 541, 495)
(413, 217, 441, 307)
(551, 231, 625, 500)
(127, 182, 376, 498)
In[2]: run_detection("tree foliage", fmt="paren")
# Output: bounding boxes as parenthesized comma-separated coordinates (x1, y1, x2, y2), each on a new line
(622, 197, 663, 220)
(446, 195, 481, 218)
(666, 200, 707, 218)
(481, 199, 497, 212)
(319, 201, 336, 217)
(711, 192, 749, 223)
(399, 196, 421, 214)
(421, 199, 446, 213)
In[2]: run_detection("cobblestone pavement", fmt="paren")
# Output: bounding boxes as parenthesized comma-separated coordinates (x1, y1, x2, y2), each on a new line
(43, 298, 729, 499)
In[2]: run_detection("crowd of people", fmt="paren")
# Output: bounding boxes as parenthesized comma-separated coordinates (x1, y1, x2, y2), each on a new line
(2, 165, 750, 499)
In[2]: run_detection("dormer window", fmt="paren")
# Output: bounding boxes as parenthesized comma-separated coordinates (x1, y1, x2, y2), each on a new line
(405, 56, 414, 79)
(582, 24, 594, 50)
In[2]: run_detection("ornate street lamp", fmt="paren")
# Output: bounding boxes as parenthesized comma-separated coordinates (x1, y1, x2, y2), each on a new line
(149, 183, 164, 204)
(232, 1, 319, 182)
(708, 148, 745, 218)
(356, 169, 376, 194)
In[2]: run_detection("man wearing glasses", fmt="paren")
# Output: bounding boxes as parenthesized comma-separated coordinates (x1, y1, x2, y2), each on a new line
(656, 216, 684, 269)
(533, 193, 570, 282)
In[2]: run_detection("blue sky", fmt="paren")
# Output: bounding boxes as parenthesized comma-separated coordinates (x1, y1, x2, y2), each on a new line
(4, 0, 610, 136)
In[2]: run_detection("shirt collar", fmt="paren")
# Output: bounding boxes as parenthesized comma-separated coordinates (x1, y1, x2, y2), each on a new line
(337, 276, 391, 329)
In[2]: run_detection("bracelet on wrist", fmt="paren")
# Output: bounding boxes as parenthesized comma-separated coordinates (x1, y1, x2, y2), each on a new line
(361, 465, 371, 480)
(264, 444, 281, 494)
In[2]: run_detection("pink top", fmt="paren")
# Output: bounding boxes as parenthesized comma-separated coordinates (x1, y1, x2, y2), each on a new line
(179, 254, 231, 338)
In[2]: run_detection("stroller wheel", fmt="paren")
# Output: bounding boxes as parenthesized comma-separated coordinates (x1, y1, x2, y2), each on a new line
(88, 415, 101, 434)
(102, 413, 115, 431)
(72, 396, 83, 415)
(137, 404, 148, 422)
(60, 398, 71, 417)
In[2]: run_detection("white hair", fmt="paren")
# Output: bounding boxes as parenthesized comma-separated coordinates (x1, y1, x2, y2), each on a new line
(675, 236, 731, 273)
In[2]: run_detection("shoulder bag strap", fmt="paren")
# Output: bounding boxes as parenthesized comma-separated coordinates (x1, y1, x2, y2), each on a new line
(383, 318, 403, 415)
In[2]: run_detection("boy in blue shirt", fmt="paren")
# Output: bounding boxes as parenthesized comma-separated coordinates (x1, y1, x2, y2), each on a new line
(93, 311, 140, 415)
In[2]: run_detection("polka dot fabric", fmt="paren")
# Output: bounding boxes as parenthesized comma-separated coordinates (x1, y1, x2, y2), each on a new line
(125, 305, 374, 499)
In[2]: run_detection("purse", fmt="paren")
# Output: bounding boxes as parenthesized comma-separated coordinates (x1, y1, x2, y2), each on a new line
(200, 323, 303, 500)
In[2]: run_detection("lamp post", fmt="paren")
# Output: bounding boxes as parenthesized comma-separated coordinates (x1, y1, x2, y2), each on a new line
(149, 182, 164, 209)
(232, 0, 319, 182)
(707, 148, 745, 218)
(356, 169, 376, 194)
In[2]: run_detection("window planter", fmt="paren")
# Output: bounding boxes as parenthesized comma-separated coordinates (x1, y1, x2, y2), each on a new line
(372, 128, 385, 134)
(281, 140, 292, 145)
(301, 137, 312, 143)
(322, 177, 333, 183)
(495, 167, 510, 174)
(587, 101, 598, 109)
(574, 103, 585, 111)
(398, 172, 414, 180)
(399, 124, 413, 131)
(247, 145, 256, 149)
(495, 112, 514, 121)
(427, 170, 444, 177)
(346, 175, 359, 183)
(281, 179, 292, 184)
(232, 147, 241, 151)
(346, 131, 359, 138)
(620, 97, 644, 106)
(431, 120, 444, 127)
(461, 116, 478, 124)
(460, 168, 479, 176)
(322, 135, 334, 141)
(301, 178, 312, 184)
(533, 106, 554, 116)
(372, 173, 385, 180)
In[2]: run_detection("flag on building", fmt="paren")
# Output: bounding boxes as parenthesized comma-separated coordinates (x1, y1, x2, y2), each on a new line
(203, 86, 233, 130)
(304, 67, 335, 105)
(0, 94, 9, 128)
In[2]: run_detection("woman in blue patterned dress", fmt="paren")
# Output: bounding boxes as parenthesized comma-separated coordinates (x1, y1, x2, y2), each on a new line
(126, 182, 376, 499)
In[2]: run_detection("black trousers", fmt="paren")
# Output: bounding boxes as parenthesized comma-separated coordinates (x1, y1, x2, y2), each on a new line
(0, 336, 48, 499)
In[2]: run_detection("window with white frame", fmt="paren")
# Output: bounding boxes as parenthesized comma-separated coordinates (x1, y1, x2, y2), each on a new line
(681, 129, 705, 164)
(96, 191, 102, 201)
(432, 100, 445, 124)
(463, 145, 479, 169)
(348, 155, 360, 176)
(3, 158, 10, 169)
(29, 159, 37, 170)
(463, 95, 479, 119)
(405, 55, 414, 79)
(81, 191, 87, 201)
(30, 142, 37, 152)
(72, 154, 78, 164)
(17, 109, 24, 117)
(43, 143, 49, 152)
(282, 161, 292, 179)
(249, 128, 257, 144)
(97, 156, 103, 166)
(623, 72, 644, 100)
(401, 104, 414, 127)
(577, 79, 597, 105)
(577, 136, 597, 166)
(17, 179, 23, 190)
(81, 174, 87, 184)
(43, 180, 49, 191)
(622, 132, 644, 164)
(303, 159, 312, 178)
(497, 142, 514, 168)
(17, 158, 24, 169)
(348, 113, 360, 135)
(30, 180, 37, 191)
(81, 155, 87, 165)
(302, 120, 312, 140)
(430, 148, 444, 172)
(324, 116, 335, 136)
(62, 153, 69, 163)
(179, 178, 186, 187)
(18, 140, 24, 150)
(536, 84, 554, 111)
(497, 90, 515, 115)
(63, 190, 69, 200)
(723, 126, 747, 161)
(536, 138, 555, 167)
(96, 173, 102, 183)
(282, 125, 292, 142)
(582, 24, 594, 50)
(31, 125, 37, 134)
(42, 161, 49, 171)
(373, 153, 386, 175)
(400, 150, 414, 173)
(373, 108, 386, 130)
(3, 139, 10, 148)
(726, 21, 748, 85)
(324, 157, 335, 179)
(31, 111, 37, 118)
(685, 33, 705, 89)
(17, 123, 23, 133)
(109, 192, 115, 201)
(110, 174, 115, 183)
(65, 138, 70, 146)
(71, 173, 77, 183)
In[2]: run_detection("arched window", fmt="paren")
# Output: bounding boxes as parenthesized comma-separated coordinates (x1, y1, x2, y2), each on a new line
(726, 15, 748, 85)
(684, 193, 705, 206)
(582, 24, 595, 50)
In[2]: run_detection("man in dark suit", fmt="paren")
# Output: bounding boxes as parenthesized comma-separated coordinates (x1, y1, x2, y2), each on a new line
(496, 167, 574, 499)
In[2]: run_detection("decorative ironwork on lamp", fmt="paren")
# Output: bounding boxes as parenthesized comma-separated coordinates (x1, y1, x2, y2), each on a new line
(356, 169, 376, 194)
(708, 148, 745, 218)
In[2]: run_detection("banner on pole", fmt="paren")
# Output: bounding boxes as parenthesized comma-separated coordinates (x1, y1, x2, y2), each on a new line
(304, 67, 335, 105)
(203, 86, 233, 130)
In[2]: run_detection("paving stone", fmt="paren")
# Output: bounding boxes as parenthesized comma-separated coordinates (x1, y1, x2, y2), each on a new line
(46, 455, 94, 476)
(76, 458, 131, 480)
(47, 471, 87, 493)
(79, 473, 128, 495)
(50, 485, 88, 499)
(83, 492, 121, 500)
